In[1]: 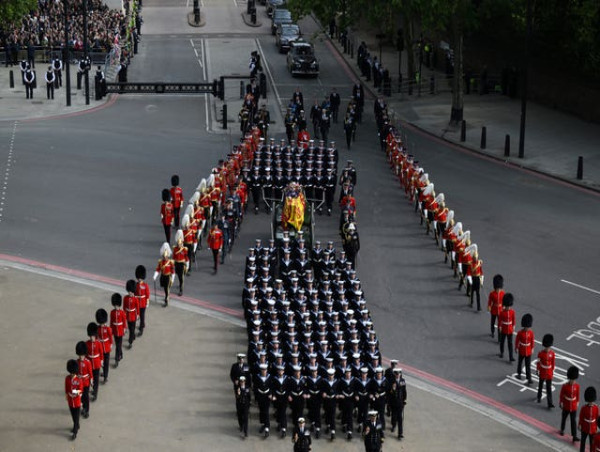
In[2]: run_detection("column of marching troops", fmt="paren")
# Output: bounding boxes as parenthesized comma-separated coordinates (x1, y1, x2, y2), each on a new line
(63, 127, 269, 440)
(372, 98, 599, 452)
(230, 158, 401, 452)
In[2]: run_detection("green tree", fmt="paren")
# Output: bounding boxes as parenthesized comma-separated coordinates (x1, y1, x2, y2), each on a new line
(0, 0, 37, 27)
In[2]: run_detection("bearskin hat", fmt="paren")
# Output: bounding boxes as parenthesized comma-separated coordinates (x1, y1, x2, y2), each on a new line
(135, 265, 146, 280)
(584, 386, 597, 403)
(502, 293, 514, 307)
(67, 359, 79, 374)
(161, 188, 171, 202)
(493, 274, 504, 290)
(171, 174, 179, 186)
(95, 308, 108, 324)
(126, 279, 136, 294)
(542, 334, 554, 348)
(567, 366, 579, 381)
(111, 293, 122, 307)
(87, 322, 98, 337)
(76, 341, 87, 356)
(521, 313, 533, 328)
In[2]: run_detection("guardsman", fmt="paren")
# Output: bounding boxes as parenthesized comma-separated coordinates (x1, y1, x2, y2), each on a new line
(498, 293, 516, 362)
(389, 367, 407, 439)
(515, 313, 534, 384)
(95, 308, 113, 384)
(170, 175, 184, 228)
(110, 293, 126, 367)
(173, 229, 189, 296)
(293, 418, 312, 452)
(45, 66, 55, 99)
(536, 334, 556, 408)
(153, 242, 175, 306)
(578, 387, 598, 452)
(236, 376, 251, 438)
(135, 265, 150, 336)
(468, 252, 484, 310)
(86, 322, 103, 401)
(363, 410, 383, 452)
(207, 223, 224, 274)
(123, 280, 139, 348)
(255, 363, 272, 437)
(24, 67, 35, 99)
(160, 188, 174, 243)
(75, 341, 93, 419)
(560, 366, 580, 442)
(65, 359, 82, 440)
(487, 274, 505, 339)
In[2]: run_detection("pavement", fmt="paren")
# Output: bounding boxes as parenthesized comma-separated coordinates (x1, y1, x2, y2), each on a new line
(0, 264, 557, 451)
(318, 20, 600, 192)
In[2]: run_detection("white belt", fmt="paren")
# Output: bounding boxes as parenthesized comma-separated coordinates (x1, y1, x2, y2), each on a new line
(565, 397, 576, 401)
(114, 322, 123, 325)
(540, 364, 551, 369)
(125, 308, 136, 312)
(521, 343, 531, 346)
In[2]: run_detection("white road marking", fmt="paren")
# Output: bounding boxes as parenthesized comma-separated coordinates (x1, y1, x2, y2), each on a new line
(255, 38, 283, 112)
(190, 38, 195, 48)
(203, 38, 211, 132)
(561, 279, 600, 296)
(0, 122, 18, 224)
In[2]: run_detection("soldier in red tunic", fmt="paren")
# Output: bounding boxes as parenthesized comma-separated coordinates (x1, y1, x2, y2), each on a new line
(95, 308, 113, 383)
(110, 293, 126, 367)
(173, 229, 190, 296)
(160, 188, 174, 243)
(514, 313, 534, 384)
(579, 386, 598, 452)
(487, 274, 505, 340)
(560, 366, 580, 442)
(170, 174, 184, 228)
(467, 253, 483, 310)
(207, 223, 224, 274)
(65, 359, 83, 440)
(135, 265, 150, 336)
(537, 334, 556, 408)
(497, 293, 516, 362)
(75, 341, 93, 419)
(86, 323, 103, 401)
(154, 242, 175, 306)
(124, 280, 140, 348)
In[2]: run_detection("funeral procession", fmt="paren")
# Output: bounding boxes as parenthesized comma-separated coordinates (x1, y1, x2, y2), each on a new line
(1, 0, 599, 451)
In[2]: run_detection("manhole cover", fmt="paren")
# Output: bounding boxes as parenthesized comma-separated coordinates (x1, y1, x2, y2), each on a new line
(31, 101, 43, 104)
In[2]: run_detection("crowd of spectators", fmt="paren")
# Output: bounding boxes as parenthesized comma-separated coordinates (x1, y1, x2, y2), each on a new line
(2, 0, 127, 65)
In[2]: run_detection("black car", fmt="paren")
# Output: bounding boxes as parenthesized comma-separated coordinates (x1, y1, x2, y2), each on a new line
(266, 0, 286, 17)
(276, 24, 301, 53)
(271, 9, 292, 35)
(286, 41, 319, 77)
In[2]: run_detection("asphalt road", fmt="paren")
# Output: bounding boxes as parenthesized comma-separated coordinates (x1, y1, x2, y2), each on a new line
(1, 0, 598, 442)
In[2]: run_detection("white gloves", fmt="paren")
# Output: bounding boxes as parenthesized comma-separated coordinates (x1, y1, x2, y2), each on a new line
(153, 271, 159, 281)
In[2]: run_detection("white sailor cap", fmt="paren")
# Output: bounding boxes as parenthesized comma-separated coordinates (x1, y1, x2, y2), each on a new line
(375, 366, 383, 373)
(393, 368, 403, 373)
(326, 368, 336, 375)
(237, 353, 246, 359)
(368, 410, 378, 417)
(360, 367, 369, 373)
(259, 363, 268, 370)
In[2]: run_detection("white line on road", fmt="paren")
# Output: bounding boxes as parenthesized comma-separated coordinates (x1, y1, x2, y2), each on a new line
(203, 38, 211, 132)
(561, 279, 600, 296)
(190, 38, 195, 48)
(255, 38, 283, 112)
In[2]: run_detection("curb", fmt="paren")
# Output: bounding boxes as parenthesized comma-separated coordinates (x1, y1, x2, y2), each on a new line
(241, 12, 263, 28)
(187, 11, 206, 27)
(315, 17, 600, 196)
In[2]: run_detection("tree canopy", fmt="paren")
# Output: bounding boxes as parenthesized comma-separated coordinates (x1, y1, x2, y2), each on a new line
(0, 0, 37, 27)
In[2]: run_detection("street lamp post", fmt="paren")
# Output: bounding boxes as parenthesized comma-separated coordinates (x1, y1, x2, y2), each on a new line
(518, 0, 532, 158)
(83, 0, 90, 105)
(417, 34, 423, 97)
(397, 28, 403, 93)
(64, 0, 71, 106)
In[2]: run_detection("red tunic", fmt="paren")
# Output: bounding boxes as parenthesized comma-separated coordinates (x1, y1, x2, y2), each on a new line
(77, 357, 93, 388)
(592, 433, 600, 451)
(487, 290, 505, 316)
(65, 374, 83, 408)
(170, 186, 184, 208)
(86, 340, 103, 370)
(183, 227, 196, 245)
(123, 295, 139, 322)
(559, 382, 580, 412)
(498, 308, 516, 335)
(536, 349, 555, 380)
(156, 258, 175, 276)
(160, 202, 174, 225)
(208, 228, 224, 250)
(136, 281, 150, 309)
(468, 259, 483, 277)
(97, 324, 113, 354)
(110, 308, 127, 337)
(435, 207, 449, 223)
(173, 245, 189, 264)
(515, 329, 535, 356)
(579, 404, 599, 434)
